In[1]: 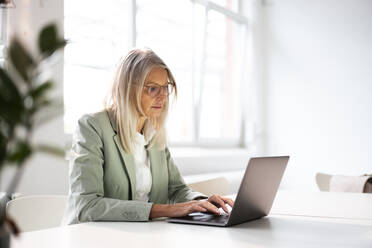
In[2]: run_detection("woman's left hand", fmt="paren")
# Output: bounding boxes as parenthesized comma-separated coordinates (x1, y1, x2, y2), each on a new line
(204, 195, 234, 214)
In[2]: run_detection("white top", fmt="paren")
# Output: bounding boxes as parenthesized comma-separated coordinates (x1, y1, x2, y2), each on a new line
(133, 132, 152, 202)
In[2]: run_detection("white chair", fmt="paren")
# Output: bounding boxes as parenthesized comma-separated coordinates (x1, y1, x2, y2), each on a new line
(315, 172, 332, 191)
(6, 195, 68, 232)
(316, 172, 372, 193)
(187, 177, 229, 196)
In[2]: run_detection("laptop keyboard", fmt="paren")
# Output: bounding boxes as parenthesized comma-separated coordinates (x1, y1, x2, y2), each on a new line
(187, 212, 230, 224)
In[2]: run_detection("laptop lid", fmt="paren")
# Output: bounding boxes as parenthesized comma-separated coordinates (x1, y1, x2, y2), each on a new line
(226, 156, 289, 226)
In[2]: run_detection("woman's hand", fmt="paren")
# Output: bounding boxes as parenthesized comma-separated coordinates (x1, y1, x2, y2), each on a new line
(150, 200, 221, 219)
(169, 200, 225, 217)
(205, 194, 234, 214)
(149, 195, 234, 219)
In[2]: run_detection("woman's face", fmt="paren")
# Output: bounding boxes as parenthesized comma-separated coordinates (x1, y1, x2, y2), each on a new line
(140, 66, 168, 119)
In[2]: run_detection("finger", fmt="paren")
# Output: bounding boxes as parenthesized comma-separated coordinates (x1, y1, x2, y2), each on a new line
(201, 201, 221, 215)
(209, 196, 229, 214)
(184, 204, 206, 216)
(207, 195, 221, 207)
(221, 197, 234, 205)
(221, 197, 235, 208)
(193, 205, 207, 213)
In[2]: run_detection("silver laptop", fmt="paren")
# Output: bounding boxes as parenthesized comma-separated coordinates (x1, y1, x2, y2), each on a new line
(167, 156, 289, 227)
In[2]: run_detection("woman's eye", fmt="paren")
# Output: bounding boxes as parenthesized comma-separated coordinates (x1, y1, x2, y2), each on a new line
(149, 87, 157, 93)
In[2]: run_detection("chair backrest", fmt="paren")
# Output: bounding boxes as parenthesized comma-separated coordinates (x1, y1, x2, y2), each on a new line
(188, 177, 229, 196)
(316, 172, 332, 191)
(316, 172, 372, 193)
(6, 195, 68, 232)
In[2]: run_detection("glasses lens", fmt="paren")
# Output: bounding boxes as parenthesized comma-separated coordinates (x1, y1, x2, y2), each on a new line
(148, 86, 159, 97)
(145, 84, 174, 97)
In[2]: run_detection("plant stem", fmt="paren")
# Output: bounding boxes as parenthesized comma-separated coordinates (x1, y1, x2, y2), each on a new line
(6, 161, 26, 195)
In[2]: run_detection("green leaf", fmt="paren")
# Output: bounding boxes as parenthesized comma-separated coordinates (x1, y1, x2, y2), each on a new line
(0, 68, 24, 125)
(35, 144, 65, 158)
(38, 23, 67, 57)
(28, 80, 53, 100)
(35, 98, 52, 108)
(0, 117, 14, 140)
(33, 100, 64, 127)
(0, 130, 7, 169)
(28, 98, 53, 117)
(6, 141, 32, 165)
(8, 38, 35, 83)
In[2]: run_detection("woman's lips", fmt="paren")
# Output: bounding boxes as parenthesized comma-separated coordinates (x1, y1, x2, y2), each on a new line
(151, 106, 162, 109)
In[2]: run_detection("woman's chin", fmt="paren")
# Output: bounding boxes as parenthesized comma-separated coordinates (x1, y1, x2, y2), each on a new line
(147, 111, 162, 118)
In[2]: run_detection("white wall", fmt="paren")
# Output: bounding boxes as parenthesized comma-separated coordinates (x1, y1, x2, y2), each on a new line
(261, 0, 372, 190)
(0, 0, 68, 195)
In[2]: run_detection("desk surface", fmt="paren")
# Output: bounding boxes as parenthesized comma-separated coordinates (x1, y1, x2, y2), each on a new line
(11, 215, 372, 248)
(10, 191, 372, 248)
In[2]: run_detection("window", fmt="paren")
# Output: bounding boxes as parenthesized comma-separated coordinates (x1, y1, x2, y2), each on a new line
(64, 0, 248, 147)
(0, 8, 10, 67)
(64, 0, 132, 133)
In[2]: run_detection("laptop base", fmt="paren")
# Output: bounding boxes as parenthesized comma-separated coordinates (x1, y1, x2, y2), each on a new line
(167, 212, 229, 227)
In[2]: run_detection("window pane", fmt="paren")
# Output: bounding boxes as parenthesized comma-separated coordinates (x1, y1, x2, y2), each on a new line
(197, 10, 243, 141)
(64, 65, 112, 133)
(64, 0, 244, 147)
(64, 0, 131, 133)
(137, 0, 194, 143)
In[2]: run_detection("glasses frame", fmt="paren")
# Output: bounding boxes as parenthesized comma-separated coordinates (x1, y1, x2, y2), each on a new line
(143, 82, 175, 98)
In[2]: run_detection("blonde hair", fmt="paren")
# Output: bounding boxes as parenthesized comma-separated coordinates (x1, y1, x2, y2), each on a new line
(105, 48, 177, 154)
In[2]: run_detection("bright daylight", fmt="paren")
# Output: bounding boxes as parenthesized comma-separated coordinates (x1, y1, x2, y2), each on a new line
(0, 0, 371, 247)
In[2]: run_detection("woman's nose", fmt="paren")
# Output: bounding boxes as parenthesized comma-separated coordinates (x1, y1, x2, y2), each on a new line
(156, 95, 166, 102)
(157, 89, 167, 98)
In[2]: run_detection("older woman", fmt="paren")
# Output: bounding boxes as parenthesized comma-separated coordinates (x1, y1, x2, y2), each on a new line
(62, 48, 234, 225)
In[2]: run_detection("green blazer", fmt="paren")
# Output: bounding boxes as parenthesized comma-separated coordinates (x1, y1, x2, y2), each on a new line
(62, 110, 206, 225)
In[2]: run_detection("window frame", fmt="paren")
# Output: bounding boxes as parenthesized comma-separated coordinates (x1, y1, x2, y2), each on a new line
(64, 0, 249, 149)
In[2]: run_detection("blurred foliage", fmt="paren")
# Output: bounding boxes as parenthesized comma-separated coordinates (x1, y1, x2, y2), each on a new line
(0, 23, 66, 173)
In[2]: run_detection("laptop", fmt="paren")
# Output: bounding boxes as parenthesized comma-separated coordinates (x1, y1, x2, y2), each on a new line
(167, 156, 289, 227)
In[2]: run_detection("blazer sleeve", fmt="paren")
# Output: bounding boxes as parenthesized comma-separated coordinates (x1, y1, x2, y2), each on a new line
(165, 148, 208, 203)
(63, 114, 153, 225)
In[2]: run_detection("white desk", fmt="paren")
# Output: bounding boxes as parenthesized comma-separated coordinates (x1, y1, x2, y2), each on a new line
(11, 191, 372, 248)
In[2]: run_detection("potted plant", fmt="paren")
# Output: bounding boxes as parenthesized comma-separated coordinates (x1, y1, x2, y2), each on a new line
(0, 23, 66, 246)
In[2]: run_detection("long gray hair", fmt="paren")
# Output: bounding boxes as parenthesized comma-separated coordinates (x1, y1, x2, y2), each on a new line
(105, 48, 177, 154)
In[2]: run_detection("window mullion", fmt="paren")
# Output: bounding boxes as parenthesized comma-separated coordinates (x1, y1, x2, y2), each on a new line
(194, 6, 209, 143)
(191, 0, 247, 24)
(239, 25, 248, 147)
(130, 0, 137, 47)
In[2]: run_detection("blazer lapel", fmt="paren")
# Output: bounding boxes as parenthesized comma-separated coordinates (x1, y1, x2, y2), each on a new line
(107, 110, 137, 200)
(107, 110, 164, 202)
(113, 135, 136, 200)
(148, 147, 166, 202)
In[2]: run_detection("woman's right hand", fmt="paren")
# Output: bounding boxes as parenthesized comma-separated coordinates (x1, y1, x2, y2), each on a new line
(168, 200, 222, 217)
(150, 200, 221, 219)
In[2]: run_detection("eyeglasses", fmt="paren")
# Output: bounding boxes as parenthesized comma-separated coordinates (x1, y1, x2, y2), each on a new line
(143, 83, 175, 98)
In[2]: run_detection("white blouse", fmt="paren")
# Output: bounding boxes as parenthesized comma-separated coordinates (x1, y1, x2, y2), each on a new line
(133, 132, 152, 202)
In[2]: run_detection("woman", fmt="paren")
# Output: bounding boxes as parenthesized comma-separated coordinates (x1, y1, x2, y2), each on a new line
(62, 48, 234, 225)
